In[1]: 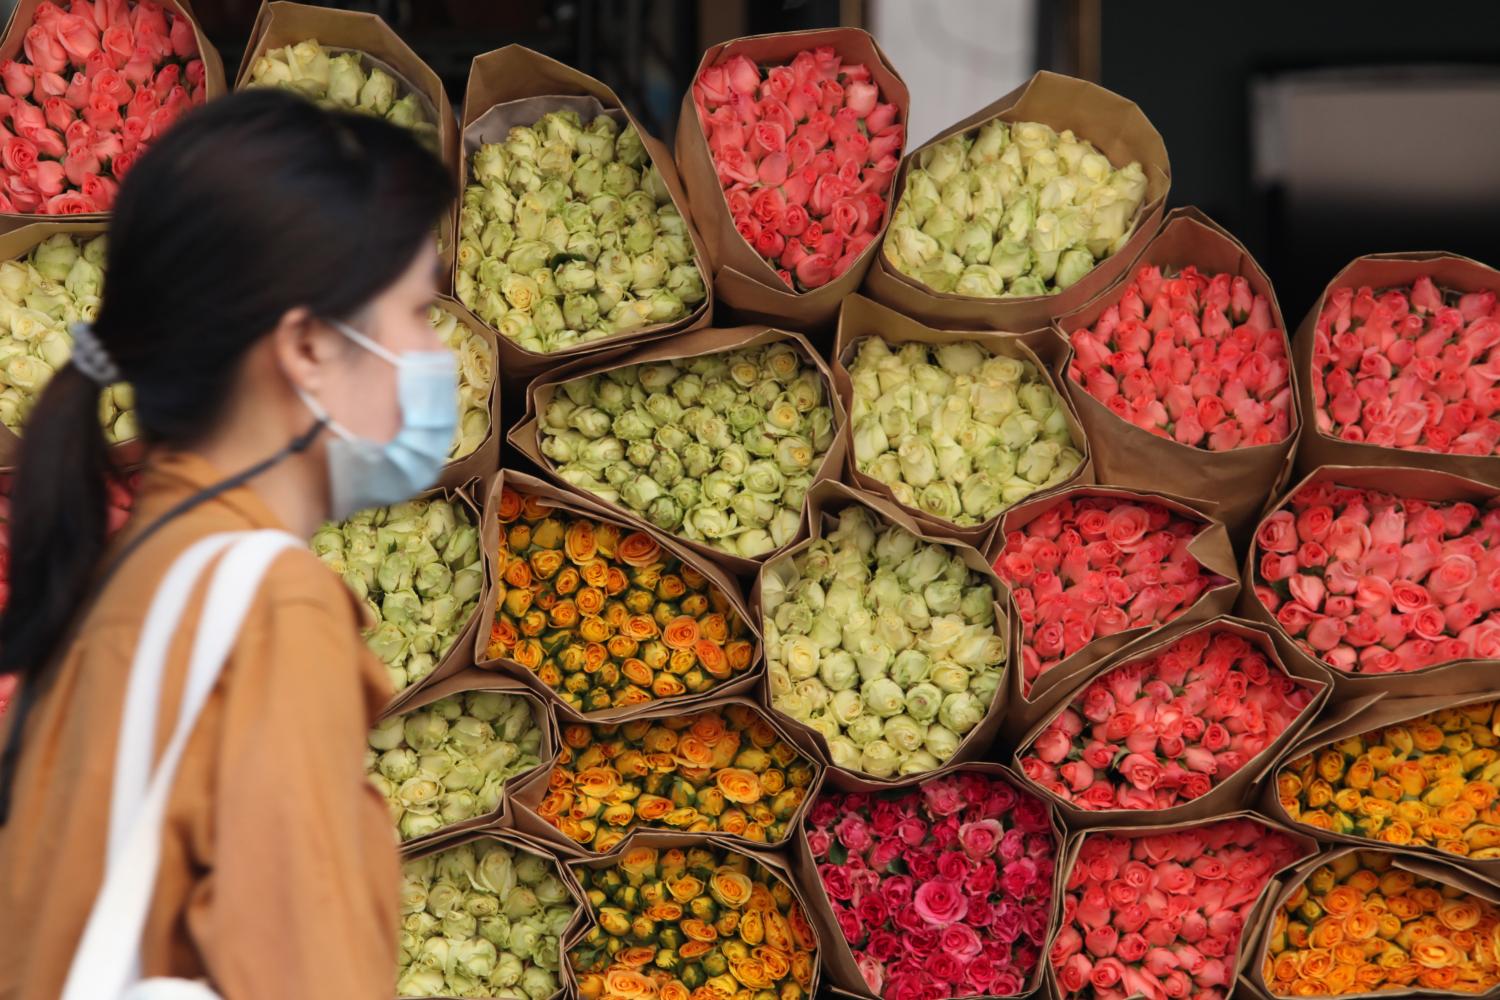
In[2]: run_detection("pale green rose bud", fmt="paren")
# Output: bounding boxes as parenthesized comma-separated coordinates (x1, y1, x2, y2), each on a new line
(37, 331, 71, 370)
(397, 965, 446, 997)
(860, 739, 900, 778)
(954, 264, 1003, 298)
(321, 52, 363, 107)
(32, 233, 80, 282)
(1055, 247, 1096, 289)
(918, 482, 963, 522)
(951, 624, 1007, 669)
(845, 714, 882, 748)
(959, 473, 1002, 520)
(887, 224, 941, 272)
(1018, 440, 1063, 484)
(825, 736, 861, 772)
(379, 748, 419, 783)
(402, 711, 449, 752)
(888, 650, 929, 690)
(683, 504, 735, 540)
(478, 915, 513, 950)
(862, 676, 906, 718)
(923, 724, 959, 762)
(895, 437, 937, 488)
(368, 622, 410, 665)
(667, 263, 706, 304)
(905, 682, 944, 723)
(934, 341, 986, 376)
(814, 647, 857, 692)
(615, 126, 646, 167)
(930, 660, 971, 695)
(1008, 274, 1048, 297)
(5, 354, 53, 392)
(522, 967, 559, 999)
(824, 688, 862, 728)
(764, 397, 801, 435)
(884, 714, 926, 754)
(971, 119, 1010, 162)
(939, 691, 987, 735)
(915, 253, 964, 294)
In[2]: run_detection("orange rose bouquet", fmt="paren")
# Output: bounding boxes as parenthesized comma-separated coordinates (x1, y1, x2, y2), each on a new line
(1262, 851, 1500, 996)
(1276, 700, 1500, 858)
(486, 487, 756, 713)
(571, 843, 819, 1000)
(539, 706, 817, 853)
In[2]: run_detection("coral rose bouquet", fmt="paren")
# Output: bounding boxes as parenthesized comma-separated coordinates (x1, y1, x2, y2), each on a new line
(804, 768, 1060, 999)
(1017, 621, 1320, 814)
(0, 0, 212, 215)
(1250, 471, 1500, 676)
(1050, 816, 1311, 1000)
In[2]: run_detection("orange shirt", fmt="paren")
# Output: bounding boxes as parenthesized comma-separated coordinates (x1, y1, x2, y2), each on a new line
(0, 451, 397, 1000)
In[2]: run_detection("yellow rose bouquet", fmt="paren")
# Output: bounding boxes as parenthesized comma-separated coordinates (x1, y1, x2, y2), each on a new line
(571, 842, 819, 1000)
(1261, 851, 1500, 997)
(537, 706, 818, 853)
(1276, 700, 1500, 858)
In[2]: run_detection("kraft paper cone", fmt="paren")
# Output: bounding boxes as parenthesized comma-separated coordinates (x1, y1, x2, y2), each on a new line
(790, 761, 1067, 999)
(0, 221, 139, 469)
(1246, 846, 1500, 1000)
(432, 294, 501, 494)
(833, 293, 1093, 550)
(1294, 252, 1500, 484)
(377, 667, 558, 853)
(565, 829, 824, 999)
(1055, 208, 1300, 546)
(993, 484, 1242, 740)
(398, 823, 590, 1000)
(508, 692, 825, 859)
(1012, 615, 1330, 830)
(461, 45, 712, 386)
(863, 71, 1170, 333)
(0, 0, 227, 229)
(471, 469, 763, 724)
(509, 325, 848, 578)
(674, 28, 910, 331)
(1236, 464, 1500, 703)
(752, 480, 1013, 783)
(1042, 811, 1318, 1000)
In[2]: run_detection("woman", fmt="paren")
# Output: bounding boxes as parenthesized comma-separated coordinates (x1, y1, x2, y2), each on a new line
(0, 90, 454, 998)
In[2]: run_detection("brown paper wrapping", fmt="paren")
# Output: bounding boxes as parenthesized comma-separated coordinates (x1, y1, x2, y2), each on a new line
(1246, 845, 1500, 1000)
(1236, 464, 1500, 703)
(1041, 811, 1319, 1000)
(509, 325, 848, 578)
(398, 823, 591, 1000)
(790, 761, 1067, 999)
(508, 692, 826, 859)
(377, 667, 558, 852)
(833, 293, 1093, 550)
(432, 294, 501, 493)
(1054, 208, 1300, 545)
(236, 1, 458, 271)
(862, 71, 1170, 333)
(0, 221, 142, 469)
(1012, 615, 1330, 830)
(470, 469, 764, 724)
(673, 28, 910, 331)
(0, 0, 226, 229)
(461, 45, 712, 386)
(993, 484, 1242, 739)
(752, 480, 1013, 783)
(1293, 252, 1500, 483)
(1260, 686, 1500, 881)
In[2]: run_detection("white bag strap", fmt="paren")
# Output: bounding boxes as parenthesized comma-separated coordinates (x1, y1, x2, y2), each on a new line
(62, 529, 302, 1000)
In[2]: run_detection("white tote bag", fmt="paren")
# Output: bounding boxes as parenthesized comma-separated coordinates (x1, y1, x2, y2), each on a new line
(60, 530, 302, 1000)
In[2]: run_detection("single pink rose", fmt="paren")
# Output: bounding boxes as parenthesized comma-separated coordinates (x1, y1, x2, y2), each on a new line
(912, 879, 968, 927)
(55, 14, 102, 67)
(24, 24, 70, 76)
(794, 252, 834, 290)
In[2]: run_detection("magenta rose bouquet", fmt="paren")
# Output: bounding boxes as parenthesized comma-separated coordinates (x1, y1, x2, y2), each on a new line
(806, 770, 1059, 999)
(1017, 623, 1318, 811)
(1051, 817, 1308, 1000)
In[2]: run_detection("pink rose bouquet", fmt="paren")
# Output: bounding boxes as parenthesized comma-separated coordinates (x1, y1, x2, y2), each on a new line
(1018, 623, 1318, 811)
(692, 45, 903, 291)
(1312, 276, 1500, 456)
(0, 0, 206, 215)
(1051, 817, 1308, 1000)
(993, 494, 1231, 691)
(1252, 479, 1500, 673)
(806, 770, 1059, 999)
(1068, 264, 1293, 450)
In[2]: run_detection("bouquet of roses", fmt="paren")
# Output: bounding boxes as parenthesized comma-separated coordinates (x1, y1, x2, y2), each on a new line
(1261, 851, 1500, 997)
(1051, 817, 1308, 1000)
(428, 301, 496, 462)
(1275, 698, 1500, 857)
(0, 0, 208, 214)
(805, 769, 1059, 999)
(692, 45, 903, 291)
(485, 484, 756, 713)
(993, 492, 1231, 692)
(537, 705, 816, 854)
(1252, 478, 1500, 673)
(1068, 264, 1293, 450)
(1312, 276, 1500, 456)
(569, 842, 819, 1000)
(1018, 623, 1318, 811)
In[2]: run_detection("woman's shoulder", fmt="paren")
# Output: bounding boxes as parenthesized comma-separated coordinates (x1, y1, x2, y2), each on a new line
(261, 543, 365, 621)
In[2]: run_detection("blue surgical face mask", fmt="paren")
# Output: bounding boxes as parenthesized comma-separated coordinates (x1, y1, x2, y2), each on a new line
(297, 318, 457, 521)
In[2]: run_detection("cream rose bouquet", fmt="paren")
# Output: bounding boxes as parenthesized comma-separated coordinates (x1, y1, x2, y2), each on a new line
(428, 303, 495, 462)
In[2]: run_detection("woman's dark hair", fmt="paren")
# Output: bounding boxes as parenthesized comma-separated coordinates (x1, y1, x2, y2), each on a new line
(0, 88, 453, 678)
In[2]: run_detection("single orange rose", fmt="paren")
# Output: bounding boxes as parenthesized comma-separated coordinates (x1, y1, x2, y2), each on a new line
(605, 566, 629, 595)
(618, 531, 662, 567)
(550, 600, 581, 630)
(787, 902, 818, 951)
(616, 946, 657, 968)
(678, 735, 714, 768)
(636, 795, 673, 821)
(582, 559, 610, 588)
(1440, 901, 1484, 932)
(1271, 955, 1300, 982)
(622, 658, 654, 687)
(604, 603, 630, 630)
(680, 917, 717, 941)
(699, 613, 730, 645)
(1343, 910, 1379, 941)
(577, 587, 607, 617)
(696, 640, 731, 678)
(555, 566, 582, 596)
(513, 639, 544, 670)
(624, 616, 660, 641)
(503, 557, 534, 590)
(663, 616, 701, 650)
(1300, 950, 1335, 979)
(791, 950, 815, 989)
(488, 618, 518, 651)
(1417, 966, 1461, 991)
(755, 945, 791, 981)
(602, 968, 653, 999)
(619, 686, 653, 707)
(1324, 887, 1365, 916)
(1413, 935, 1462, 968)
(679, 940, 712, 960)
(1310, 919, 1344, 949)
(726, 640, 754, 671)
(579, 616, 612, 644)
(653, 675, 687, 698)
(531, 547, 566, 580)
(584, 643, 610, 673)
(1441, 801, 1480, 827)
(566, 521, 598, 564)
(520, 495, 551, 520)
(690, 713, 727, 743)
(659, 981, 689, 1000)
(716, 768, 763, 805)
(497, 486, 525, 522)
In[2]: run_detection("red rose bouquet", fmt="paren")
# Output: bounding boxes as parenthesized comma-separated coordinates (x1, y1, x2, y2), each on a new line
(1312, 276, 1500, 456)
(1051, 817, 1308, 1000)
(993, 494, 1230, 691)
(1068, 264, 1293, 451)
(1018, 623, 1318, 811)
(692, 45, 903, 291)
(806, 770, 1058, 999)
(1253, 479, 1500, 673)
(0, 0, 206, 214)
